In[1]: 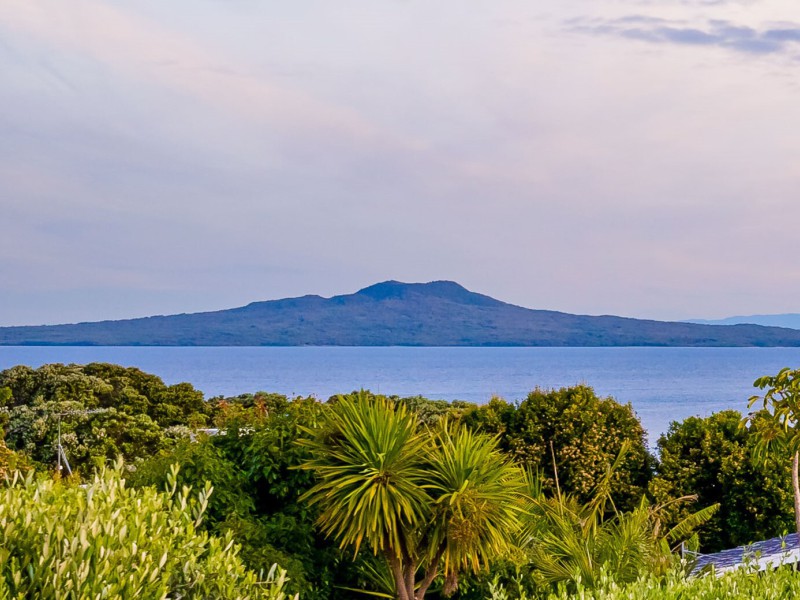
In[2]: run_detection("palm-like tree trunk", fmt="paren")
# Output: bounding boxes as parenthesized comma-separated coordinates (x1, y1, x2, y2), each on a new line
(388, 554, 411, 600)
(388, 555, 439, 600)
(793, 452, 800, 537)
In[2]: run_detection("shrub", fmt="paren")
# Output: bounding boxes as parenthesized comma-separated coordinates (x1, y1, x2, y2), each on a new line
(489, 566, 800, 599)
(649, 410, 794, 552)
(0, 464, 297, 599)
(131, 395, 358, 600)
(0, 363, 213, 476)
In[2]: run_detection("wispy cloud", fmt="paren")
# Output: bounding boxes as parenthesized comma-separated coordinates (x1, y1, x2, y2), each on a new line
(571, 16, 800, 55)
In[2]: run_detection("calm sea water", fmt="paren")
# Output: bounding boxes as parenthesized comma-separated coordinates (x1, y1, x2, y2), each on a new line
(1, 346, 799, 441)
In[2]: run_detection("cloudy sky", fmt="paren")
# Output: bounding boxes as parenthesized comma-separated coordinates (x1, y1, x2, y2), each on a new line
(2, 0, 799, 326)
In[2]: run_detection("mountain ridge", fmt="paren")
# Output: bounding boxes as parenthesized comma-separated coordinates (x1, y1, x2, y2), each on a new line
(3, 280, 800, 347)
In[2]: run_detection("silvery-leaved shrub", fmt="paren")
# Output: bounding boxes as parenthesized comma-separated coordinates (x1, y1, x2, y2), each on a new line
(0, 462, 298, 600)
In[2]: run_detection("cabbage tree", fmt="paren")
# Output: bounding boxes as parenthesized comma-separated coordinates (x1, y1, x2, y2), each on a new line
(298, 392, 525, 600)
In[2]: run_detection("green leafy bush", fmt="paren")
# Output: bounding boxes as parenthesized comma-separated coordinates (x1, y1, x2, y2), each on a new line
(131, 394, 360, 600)
(0, 464, 297, 600)
(649, 410, 793, 552)
(462, 386, 653, 510)
(0, 363, 211, 475)
(489, 566, 800, 600)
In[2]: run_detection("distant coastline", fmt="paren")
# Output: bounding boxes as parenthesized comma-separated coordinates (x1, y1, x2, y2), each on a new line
(2, 280, 800, 347)
(687, 313, 800, 330)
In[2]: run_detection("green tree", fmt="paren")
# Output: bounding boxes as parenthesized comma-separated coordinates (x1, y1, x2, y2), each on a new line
(0, 363, 210, 474)
(462, 386, 653, 510)
(649, 411, 793, 552)
(0, 386, 11, 407)
(0, 363, 212, 426)
(127, 438, 255, 527)
(4, 400, 166, 475)
(331, 392, 474, 427)
(298, 392, 526, 600)
(131, 394, 357, 600)
(389, 395, 474, 427)
(743, 367, 800, 536)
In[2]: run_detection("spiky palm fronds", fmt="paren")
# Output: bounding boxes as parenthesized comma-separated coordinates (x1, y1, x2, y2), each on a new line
(298, 392, 431, 559)
(299, 394, 528, 599)
(521, 449, 719, 589)
(423, 421, 527, 579)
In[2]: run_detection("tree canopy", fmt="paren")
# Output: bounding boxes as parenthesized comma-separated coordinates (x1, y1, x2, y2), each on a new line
(0, 363, 210, 475)
(649, 410, 793, 552)
(461, 386, 653, 510)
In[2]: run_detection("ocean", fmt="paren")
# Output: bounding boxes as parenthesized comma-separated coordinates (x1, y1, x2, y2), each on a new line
(2, 346, 799, 441)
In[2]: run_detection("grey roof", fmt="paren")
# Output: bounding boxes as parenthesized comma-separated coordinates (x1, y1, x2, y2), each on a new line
(692, 533, 800, 575)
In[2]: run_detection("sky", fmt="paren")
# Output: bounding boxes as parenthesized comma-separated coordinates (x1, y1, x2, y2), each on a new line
(2, 0, 800, 326)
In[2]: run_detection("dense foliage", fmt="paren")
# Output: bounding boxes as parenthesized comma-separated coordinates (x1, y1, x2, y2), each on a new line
(299, 392, 526, 599)
(3, 361, 800, 599)
(0, 465, 296, 599)
(129, 393, 358, 600)
(519, 458, 717, 593)
(490, 567, 800, 600)
(744, 367, 800, 537)
(0, 363, 209, 475)
(462, 386, 653, 509)
(649, 410, 794, 552)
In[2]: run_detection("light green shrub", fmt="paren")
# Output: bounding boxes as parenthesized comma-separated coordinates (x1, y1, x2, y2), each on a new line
(488, 566, 800, 600)
(0, 465, 298, 600)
